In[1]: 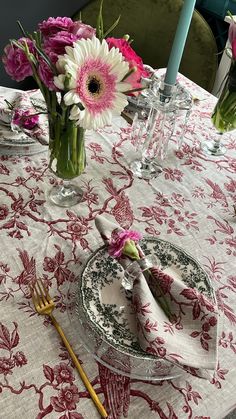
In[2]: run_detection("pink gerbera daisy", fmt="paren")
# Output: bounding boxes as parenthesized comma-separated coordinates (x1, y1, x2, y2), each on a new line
(54, 37, 131, 130)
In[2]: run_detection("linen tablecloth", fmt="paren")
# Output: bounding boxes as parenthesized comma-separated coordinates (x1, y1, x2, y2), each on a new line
(0, 74, 235, 419)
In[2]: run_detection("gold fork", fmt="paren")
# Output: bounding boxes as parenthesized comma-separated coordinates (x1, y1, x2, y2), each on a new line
(30, 279, 108, 418)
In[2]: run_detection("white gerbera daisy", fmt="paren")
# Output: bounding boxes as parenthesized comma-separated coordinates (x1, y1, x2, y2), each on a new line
(54, 36, 131, 130)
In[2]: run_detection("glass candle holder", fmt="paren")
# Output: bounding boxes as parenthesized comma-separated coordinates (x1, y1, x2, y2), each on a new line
(130, 81, 177, 179)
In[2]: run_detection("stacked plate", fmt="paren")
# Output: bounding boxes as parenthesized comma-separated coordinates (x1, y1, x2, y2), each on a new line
(0, 126, 48, 156)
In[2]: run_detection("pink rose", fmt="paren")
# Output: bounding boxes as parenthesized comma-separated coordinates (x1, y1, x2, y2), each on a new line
(72, 21, 96, 39)
(38, 16, 74, 37)
(106, 37, 149, 91)
(2, 38, 34, 82)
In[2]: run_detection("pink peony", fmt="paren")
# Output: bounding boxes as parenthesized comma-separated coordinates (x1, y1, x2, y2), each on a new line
(106, 37, 149, 90)
(72, 21, 96, 39)
(108, 229, 142, 258)
(38, 58, 58, 91)
(2, 38, 34, 82)
(38, 16, 74, 37)
(12, 109, 39, 129)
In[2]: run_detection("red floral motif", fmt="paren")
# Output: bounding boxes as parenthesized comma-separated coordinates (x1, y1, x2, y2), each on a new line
(210, 362, 229, 389)
(43, 246, 75, 285)
(54, 362, 75, 384)
(13, 351, 27, 367)
(14, 250, 36, 296)
(0, 163, 10, 175)
(132, 295, 151, 315)
(0, 357, 15, 375)
(67, 221, 88, 239)
(149, 267, 173, 294)
(0, 75, 236, 419)
(51, 384, 80, 412)
(163, 168, 183, 182)
(0, 204, 9, 220)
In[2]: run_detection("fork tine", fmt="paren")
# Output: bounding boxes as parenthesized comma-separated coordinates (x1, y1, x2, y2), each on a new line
(29, 283, 39, 309)
(34, 280, 44, 308)
(35, 279, 47, 306)
(38, 278, 50, 301)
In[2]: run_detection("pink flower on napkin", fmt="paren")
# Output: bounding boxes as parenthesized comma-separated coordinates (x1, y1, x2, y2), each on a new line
(108, 229, 142, 258)
(12, 109, 39, 130)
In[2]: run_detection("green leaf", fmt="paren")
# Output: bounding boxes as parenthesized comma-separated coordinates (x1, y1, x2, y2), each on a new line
(96, 0, 104, 41)
(104, 15, 121, 38)
(17, 20, 28, 38)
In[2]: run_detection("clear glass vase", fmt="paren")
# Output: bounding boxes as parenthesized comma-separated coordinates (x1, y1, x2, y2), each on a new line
(202, 60, 236, 156)
(48, 116, 86, 207)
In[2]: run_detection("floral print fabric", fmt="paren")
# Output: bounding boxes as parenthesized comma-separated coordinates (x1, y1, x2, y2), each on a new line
(0, 71, 235, 418)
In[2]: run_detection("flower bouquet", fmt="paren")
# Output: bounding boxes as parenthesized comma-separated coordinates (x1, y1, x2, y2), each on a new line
(2, 1, 148, 206)
(205, 13, 236, 155)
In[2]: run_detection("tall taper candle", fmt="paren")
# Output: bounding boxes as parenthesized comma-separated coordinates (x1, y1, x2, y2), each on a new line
(164, 0, 196, 86)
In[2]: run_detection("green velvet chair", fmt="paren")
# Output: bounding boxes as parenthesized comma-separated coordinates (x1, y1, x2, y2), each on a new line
(73, 0, 218, 92)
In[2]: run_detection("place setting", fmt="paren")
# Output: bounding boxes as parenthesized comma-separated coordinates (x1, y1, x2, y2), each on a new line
(0, 88, 48, 155)
(65, 214, 220, 383)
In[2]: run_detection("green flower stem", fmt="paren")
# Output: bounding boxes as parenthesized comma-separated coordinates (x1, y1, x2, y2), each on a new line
(48, 118, 86, 180)
(77, 127, 86, 173)
(212, 60, 236, 132)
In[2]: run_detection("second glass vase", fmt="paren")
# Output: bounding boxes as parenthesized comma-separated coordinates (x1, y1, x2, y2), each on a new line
(48, 116, 86, 207)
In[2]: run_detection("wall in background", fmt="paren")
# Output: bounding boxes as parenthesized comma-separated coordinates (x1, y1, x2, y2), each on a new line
(0, 0, 89, 89)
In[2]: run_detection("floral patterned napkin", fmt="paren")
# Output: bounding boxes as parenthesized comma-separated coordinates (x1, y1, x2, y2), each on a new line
(0, 89, 48, 145)
(95, 215, 219, 376)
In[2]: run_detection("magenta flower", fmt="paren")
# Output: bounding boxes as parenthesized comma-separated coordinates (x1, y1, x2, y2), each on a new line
(43, 31, 78, 56)
(12, 109, 39, 130)
(108, 229, 142, 258)
(229, 20, 236, 45)
(72, 21, 96, 39)
(38, 16, 74, 37)
(232, 38, 236, 60)
(106, 37, 149, 91)
(2, 38, 34, 82)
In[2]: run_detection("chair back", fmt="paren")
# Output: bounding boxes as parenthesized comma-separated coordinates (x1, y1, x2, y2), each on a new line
(74, 0, 218, 92)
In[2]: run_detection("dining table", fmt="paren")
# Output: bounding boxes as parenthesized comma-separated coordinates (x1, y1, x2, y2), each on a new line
(0, 70, 235, 419)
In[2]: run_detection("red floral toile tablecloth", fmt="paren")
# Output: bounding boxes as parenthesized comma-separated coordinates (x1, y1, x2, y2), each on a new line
(0, 74, 235, 419)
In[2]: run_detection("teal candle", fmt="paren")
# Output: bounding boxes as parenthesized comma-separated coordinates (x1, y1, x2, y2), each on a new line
(164, 0, 196, 86)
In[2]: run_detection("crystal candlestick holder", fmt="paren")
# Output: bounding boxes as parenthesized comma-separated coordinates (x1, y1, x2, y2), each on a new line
(130, 81, 177, 179)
